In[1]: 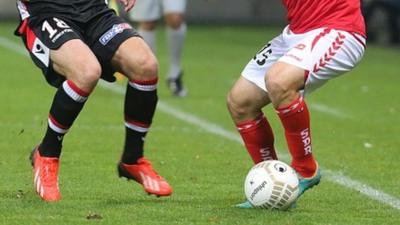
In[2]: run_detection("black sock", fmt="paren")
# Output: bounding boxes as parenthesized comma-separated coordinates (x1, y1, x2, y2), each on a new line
(121, 78, 158, 164)
(39, 80, 89, 157)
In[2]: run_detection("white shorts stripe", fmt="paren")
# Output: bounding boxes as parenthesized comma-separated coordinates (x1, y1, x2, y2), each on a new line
(17, 1, 30, 20)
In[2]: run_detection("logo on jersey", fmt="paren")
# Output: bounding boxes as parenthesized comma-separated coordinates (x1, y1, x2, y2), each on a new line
(99, 23, 132, 45)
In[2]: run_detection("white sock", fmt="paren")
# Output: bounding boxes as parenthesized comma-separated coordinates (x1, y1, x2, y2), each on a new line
(166, 23, 187, 79)
(138, 28, 157, 53)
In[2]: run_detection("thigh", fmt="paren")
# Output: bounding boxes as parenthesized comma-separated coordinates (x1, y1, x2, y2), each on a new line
(162, 0, 187, 14)
(111, 36, 158, 81)
(15, 14, 84, 87)
(88, 12, 140, 82)
(230, 76, 271, 108)
(228, 76, 271, 122)
(278, 28, 366, 94)
(241, 31, 287, 92)
(129, 0, 161, 21)
(50, 39, 100, 88)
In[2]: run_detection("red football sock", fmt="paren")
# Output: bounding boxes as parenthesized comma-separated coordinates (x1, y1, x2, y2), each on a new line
(276, 96, 317, 178)
(236, 114, 278, 164)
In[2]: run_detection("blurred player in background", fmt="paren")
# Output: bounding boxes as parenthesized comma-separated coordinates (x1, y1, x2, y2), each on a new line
(129, 0, 188, 97)
(15, 0, 172, 201)
(226, 0, 366, 208)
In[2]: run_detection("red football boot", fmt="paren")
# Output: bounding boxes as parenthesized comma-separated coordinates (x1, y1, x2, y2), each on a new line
(118, 157, 173, 197)
(30, 147, 61, 202)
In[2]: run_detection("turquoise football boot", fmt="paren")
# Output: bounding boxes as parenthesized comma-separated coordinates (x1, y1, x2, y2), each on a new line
(289, 166, 321, 209)
(297, 167, 322, 197)
(235, 200, 254, 209)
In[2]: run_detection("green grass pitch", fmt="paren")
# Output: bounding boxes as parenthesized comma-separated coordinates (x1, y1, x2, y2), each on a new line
(0, 22, 399, 224)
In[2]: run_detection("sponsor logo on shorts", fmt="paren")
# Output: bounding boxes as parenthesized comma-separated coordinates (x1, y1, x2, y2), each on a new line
(99, 23, 132, 45)
(285, 53, 303, 62)
(51, 28, 73, 43)
(32, 38, 50, 67)
(295, 43, 306, 50)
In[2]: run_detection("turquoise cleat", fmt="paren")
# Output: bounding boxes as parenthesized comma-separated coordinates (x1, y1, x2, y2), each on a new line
(297, 167, 322, 197)
(290, 167, 322, 209)
(235, 200, 254, 209)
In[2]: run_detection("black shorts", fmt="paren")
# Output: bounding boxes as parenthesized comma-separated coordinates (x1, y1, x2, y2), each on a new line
(15, 1, 140, 88)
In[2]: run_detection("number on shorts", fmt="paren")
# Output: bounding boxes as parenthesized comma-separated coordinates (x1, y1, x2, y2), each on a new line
(42, 18, 70, 39)
(253, 43, 272, 66)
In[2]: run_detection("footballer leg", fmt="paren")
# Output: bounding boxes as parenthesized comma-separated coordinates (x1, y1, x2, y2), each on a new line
(227, 76, 278, 208)
(266, 61, 321, 196)
(32, 39, 101, 201)
(112, 36, 173, 197)
(164, 12, 187, 97)
(137, 21, 158, 53)
(15, 11, 101, 201)
(227, 77, 278, 164)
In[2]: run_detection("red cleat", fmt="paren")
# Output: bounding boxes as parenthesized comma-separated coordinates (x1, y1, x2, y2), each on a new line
(29, 147, 61, 202)
(118, 157, 173, 197)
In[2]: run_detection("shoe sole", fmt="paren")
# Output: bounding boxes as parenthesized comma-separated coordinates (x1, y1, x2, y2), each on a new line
(302, 179, 320, 194)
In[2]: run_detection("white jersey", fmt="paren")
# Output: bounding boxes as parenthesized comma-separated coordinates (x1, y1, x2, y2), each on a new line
(242, 26, 366, 94)
(130, 0, 186, 21)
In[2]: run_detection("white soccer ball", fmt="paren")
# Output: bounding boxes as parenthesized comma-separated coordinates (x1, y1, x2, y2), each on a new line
(244, 160, 299, 210)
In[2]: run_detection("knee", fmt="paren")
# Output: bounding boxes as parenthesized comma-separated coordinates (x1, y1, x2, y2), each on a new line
(226, 91, 252, 121)
(79, 61, 102, 85)
(135, 54, 159, 80)
(266, 72, 296, 108)
(139, 21, 157, 31)
(165, 14, 184, 29)
(266, 73, 287, 101)
(71, 60, 102, 91)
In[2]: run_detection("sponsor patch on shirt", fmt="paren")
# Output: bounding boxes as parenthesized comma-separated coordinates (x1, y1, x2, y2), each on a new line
(99, 23, 131, 45)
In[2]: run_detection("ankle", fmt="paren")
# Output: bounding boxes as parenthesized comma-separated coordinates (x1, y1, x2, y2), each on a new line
(292, 159, 318, 178)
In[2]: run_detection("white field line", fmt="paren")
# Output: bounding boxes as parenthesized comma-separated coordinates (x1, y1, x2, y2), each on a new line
(0, 36, 29, 57)
(101, 83, 400, 210)
(2, 36, 399, 210)
(100, 81, 244, 144)
(309, 103, 352, 119)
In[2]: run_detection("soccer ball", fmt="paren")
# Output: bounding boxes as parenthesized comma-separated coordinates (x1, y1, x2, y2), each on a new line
(244, 160, 299, 210)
